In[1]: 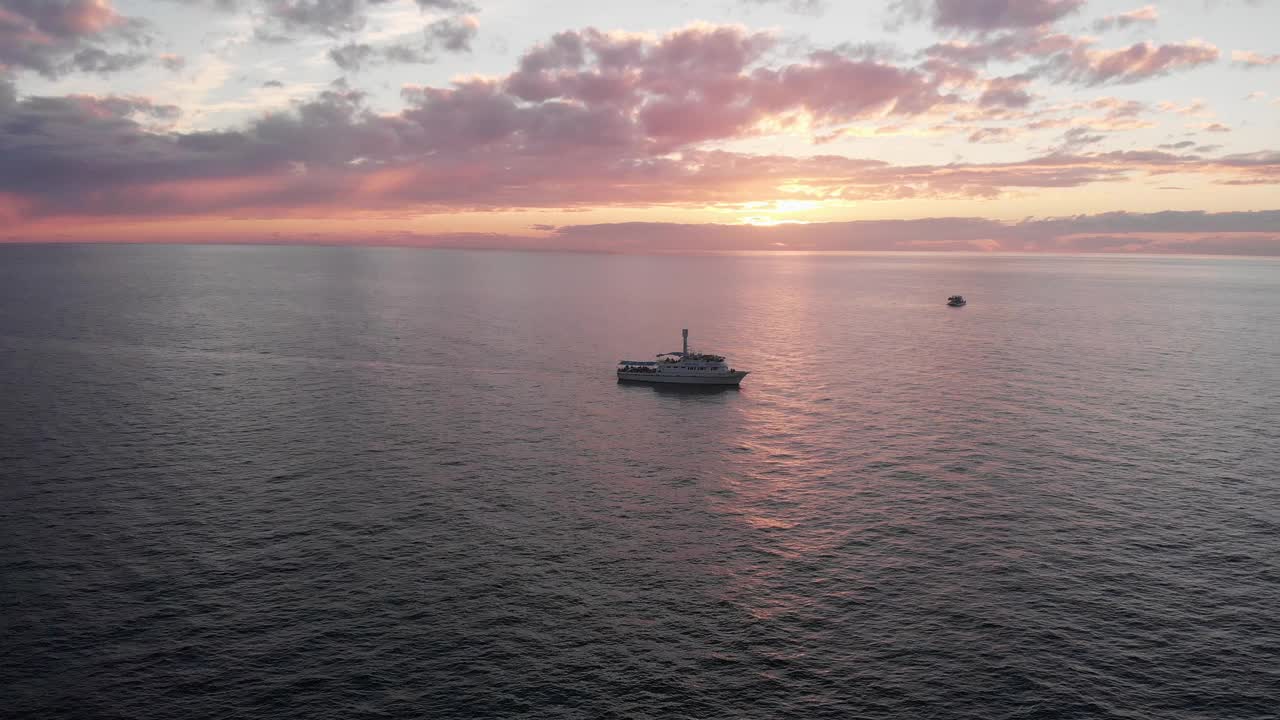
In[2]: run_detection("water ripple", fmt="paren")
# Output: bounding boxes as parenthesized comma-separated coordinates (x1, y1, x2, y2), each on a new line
(1, 245, 1278, 719)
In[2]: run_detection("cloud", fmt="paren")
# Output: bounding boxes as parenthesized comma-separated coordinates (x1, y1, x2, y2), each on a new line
(1232, 50, 1280, 67)
(0, 25, 1274, 224)
(1052, 40, 1220, 85)
(68, 46, 149, 74)
(978, 74, 1033, 108)
(924, 29, 1079, 65)
(925, 29, 1219, 86)
(413, 0, 476, 10)
(166, 0, 480, 45)
(329, 41, 375, 70)
(1054, 126, 1104, 152)
(324, 13, 476, 69)
(1197, 122, 1231, 133)
(257, 0, 380, 37)
(899, 0, 1085, 33)
(69, 94, 182, 121)
(13, 210, 1278, 256)
(739, 0, 826, 15)
(2, 76, 1274, 219)
(0, 0, 152, 78)
(968, 126, 1016, 143)
(1157, 99, 1211, 117)
(538, 210, 1280, 255)
(1092, 5, 1158, 32)
(498, 26, 955, 149)
(158, 53, 186, 71)
(426, 14, 477, 52)
(0, 0, 122, 37)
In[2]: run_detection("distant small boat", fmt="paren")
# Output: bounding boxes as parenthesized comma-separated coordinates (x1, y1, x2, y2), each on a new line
(947, 295, 967, 307)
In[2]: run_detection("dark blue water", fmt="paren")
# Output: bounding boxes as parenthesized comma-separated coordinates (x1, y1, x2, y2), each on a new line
(2, 244, 1278, 719)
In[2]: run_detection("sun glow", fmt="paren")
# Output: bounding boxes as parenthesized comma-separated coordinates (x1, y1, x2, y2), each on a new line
(730, 199, 823, 225)
(738, 215, 809, 226)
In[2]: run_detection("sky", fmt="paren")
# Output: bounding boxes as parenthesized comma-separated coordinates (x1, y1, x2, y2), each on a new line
(1, 0, 1278, 253)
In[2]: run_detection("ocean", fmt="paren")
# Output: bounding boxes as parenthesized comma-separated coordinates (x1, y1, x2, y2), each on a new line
(2, 244, 1278, 719)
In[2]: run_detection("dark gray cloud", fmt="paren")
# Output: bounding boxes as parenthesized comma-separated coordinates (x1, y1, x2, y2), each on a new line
(0, 76, 17, 111)
(326, 15, 475, 70)
(266, 0, 387, 37)
(168, 0, 394, 35)
(894, 0, 1084, 33)
(426, 15, 477, 52)
(69, 47, 149, 74)
(414, 0, 477, 10)
(183, 1, 481, 70)
(329, 42, 376, 70)
(0, 0, 153, 78)
(0, 83, 205, 200)
(935, 0, 1084, 31)
(382, 43, 428, 63)
(167, 0, 479, 42)
(1055, 127, 1104, 153)
(739, 0, 827, 15)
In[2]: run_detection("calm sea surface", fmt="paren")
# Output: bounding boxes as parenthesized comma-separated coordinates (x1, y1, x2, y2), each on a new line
(2, 244, 1278, 719)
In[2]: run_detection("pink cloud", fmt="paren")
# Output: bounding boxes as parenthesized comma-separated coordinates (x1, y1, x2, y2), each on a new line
(1, 73, 1276, 222)
(1092, 5, 1159, 31)
(7, 0, 120, 36)
(498, 26, 954, 149)
(978, 74, 1033, 108)
(0, 24, 1273, 225)
(0, 0, 148, 77)
(1232, 50, 1280, 67)
(1157, 99, 1210, 117)
(1057, 40, 1220, 85)
(926, 29, 1219, 87)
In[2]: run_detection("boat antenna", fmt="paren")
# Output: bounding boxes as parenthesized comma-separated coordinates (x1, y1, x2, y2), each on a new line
(682, 328, 688, 356)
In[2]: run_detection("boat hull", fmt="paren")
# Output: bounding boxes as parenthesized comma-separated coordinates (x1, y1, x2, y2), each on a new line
(617, 371, 748, 385)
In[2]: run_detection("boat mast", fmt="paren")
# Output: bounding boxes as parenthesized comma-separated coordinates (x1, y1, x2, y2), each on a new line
(682, 328, 688, 356)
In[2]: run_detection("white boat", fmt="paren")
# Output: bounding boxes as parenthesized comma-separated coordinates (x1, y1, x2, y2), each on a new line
(618, 329, 749, 386)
